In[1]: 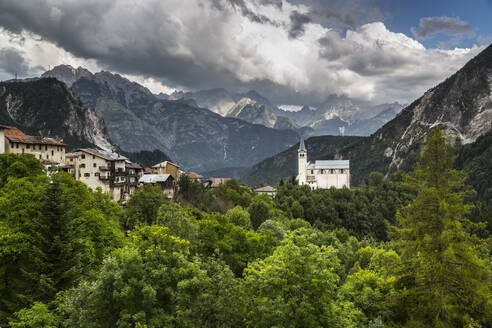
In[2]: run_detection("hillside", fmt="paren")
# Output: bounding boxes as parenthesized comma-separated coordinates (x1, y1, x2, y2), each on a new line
(0, 78, 114, 151)
(240, 135, 364, 186)
(339, 43, 492, 185)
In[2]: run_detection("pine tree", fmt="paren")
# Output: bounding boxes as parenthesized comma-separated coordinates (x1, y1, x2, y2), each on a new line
(391, 128, 491, 327)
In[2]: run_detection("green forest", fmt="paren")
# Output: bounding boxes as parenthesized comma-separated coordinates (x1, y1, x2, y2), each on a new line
(0, 129, 491, 328)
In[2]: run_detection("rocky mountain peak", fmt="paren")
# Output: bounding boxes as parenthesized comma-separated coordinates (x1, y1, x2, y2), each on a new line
(41, 64, 92, 87)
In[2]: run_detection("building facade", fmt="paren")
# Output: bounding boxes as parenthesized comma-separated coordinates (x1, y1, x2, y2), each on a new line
(65, 148, 143, 201)
(2, 125, 66, 162)
(297, 138, 350, 190)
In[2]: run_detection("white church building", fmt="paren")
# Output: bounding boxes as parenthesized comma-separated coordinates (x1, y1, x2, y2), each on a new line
(297, 138, 350, 189)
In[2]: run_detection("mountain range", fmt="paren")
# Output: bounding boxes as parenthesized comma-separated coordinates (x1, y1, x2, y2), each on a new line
(238, 44, 492, 186)
(41, 66, 299, 171)
(168, 87, 404, 136)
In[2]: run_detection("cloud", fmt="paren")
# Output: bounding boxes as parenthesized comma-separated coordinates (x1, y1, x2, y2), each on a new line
(0, 0, 484, 107)
(288, 10, 311, 38)
(0, 47, 29, 77)
(411, 16, 473, 39)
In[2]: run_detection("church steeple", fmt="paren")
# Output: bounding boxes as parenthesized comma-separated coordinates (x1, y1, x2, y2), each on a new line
(298, 137, 306, 151)
(297, 137, 307, 185)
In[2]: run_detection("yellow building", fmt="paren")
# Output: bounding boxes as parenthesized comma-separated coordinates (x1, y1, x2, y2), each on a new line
(152, 161, 180, 181)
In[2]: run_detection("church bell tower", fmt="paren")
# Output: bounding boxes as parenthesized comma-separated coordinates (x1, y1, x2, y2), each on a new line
(297, 137, 307, 185)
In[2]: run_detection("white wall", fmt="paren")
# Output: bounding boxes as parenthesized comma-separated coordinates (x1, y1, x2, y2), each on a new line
(0, 128, 4, 154)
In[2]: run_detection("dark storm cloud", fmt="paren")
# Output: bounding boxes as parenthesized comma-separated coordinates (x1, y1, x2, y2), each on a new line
(224, 0, 277, 25)
(0, 47, 29, 76)
(288, 11, 311, 38)
(411, 16, 473, 39)
(0, 0, 482, 106)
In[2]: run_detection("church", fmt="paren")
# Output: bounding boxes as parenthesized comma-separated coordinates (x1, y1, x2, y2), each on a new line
(297, 138, 350, 189)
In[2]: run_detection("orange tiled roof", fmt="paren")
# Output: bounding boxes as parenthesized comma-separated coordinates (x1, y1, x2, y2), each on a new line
(4, 126, 66, 146)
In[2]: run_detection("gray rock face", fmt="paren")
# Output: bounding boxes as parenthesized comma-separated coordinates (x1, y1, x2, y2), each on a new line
(59, 68, 299, 171)
(0, 78, 114, 151)
(41, 65, 92, 87)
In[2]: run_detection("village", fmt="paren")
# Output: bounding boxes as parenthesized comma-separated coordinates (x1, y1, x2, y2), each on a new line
(0, 124, 350, 201)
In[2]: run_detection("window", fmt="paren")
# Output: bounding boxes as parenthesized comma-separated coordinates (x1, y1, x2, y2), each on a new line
(46, 154, 49, 159)
(22, 148, 24, 153)
(10, 142, 13, 148)
(51, 150, 54, 156)
(45, 145, 47, 150)
(93, 163, 97, 168)
(16, 143, 19, 149)
(81, 154, 86, 159)
(93, 155, 96, 159)
(95, 172, 100, 177)
(311, 170, 314, 174)
(39, 154, 42, 159)
(39, 145, 42, 150)
(84, 173, 90, 177)
(330, 169, 334, 174)
(80, 164, 86, 168)
(26, 144, 30, 149)
(340, 169, 344, 174)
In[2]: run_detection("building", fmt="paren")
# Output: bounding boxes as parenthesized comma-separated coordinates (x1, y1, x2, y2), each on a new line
(1, 125, 66, 163)
(203, 177, 231, 189)
(64, 148, 143, 201)
(138, 174, 175, 199)
(152, 161, 180, 181)
(0, 125, 5, 154)
(297, 138, 350, 190)
(182, 171, 203, 180)
(254, 185, 277, 198)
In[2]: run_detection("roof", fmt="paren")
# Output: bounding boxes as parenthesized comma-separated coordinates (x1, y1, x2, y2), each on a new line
(314, 160, 350, 169)
(65, 153, 79, 158)
(298, 137, 306, 151)
(77, 148, 128, 162)
(144, 168, 152, 174)
(185, 171, 203, 179)
(126, 162, 143, 169)
(139, 174, 173, 184)
(4, 126, 66, 146)
(254, 186, 277, 192)
(78, 148, 114, 161)
(152, 161, 180, 169)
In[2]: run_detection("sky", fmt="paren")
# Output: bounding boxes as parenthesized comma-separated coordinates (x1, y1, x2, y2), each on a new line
(0, 0, 490, 107)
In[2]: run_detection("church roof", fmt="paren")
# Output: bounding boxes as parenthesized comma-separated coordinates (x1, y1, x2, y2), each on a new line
(314, 160, 349, 169)
(298, 137, 306, 151)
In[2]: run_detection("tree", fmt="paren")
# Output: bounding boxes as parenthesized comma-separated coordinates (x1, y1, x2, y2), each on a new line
(0, 172, 123, 324)
(0, 154, 45, 189)
(156, 202, 198, 242)
(243, 238, 340, 328)
(122, 184, 167, 229)
(56, 226, 208, 327)
(248, 198, 271, 230)
(226, 206, 252, 230)
(390, 128, 492, 327)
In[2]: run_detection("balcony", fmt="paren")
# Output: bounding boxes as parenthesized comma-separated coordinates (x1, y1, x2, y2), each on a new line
(99, 166, 111, 171)
(99, 175, 111, 181)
